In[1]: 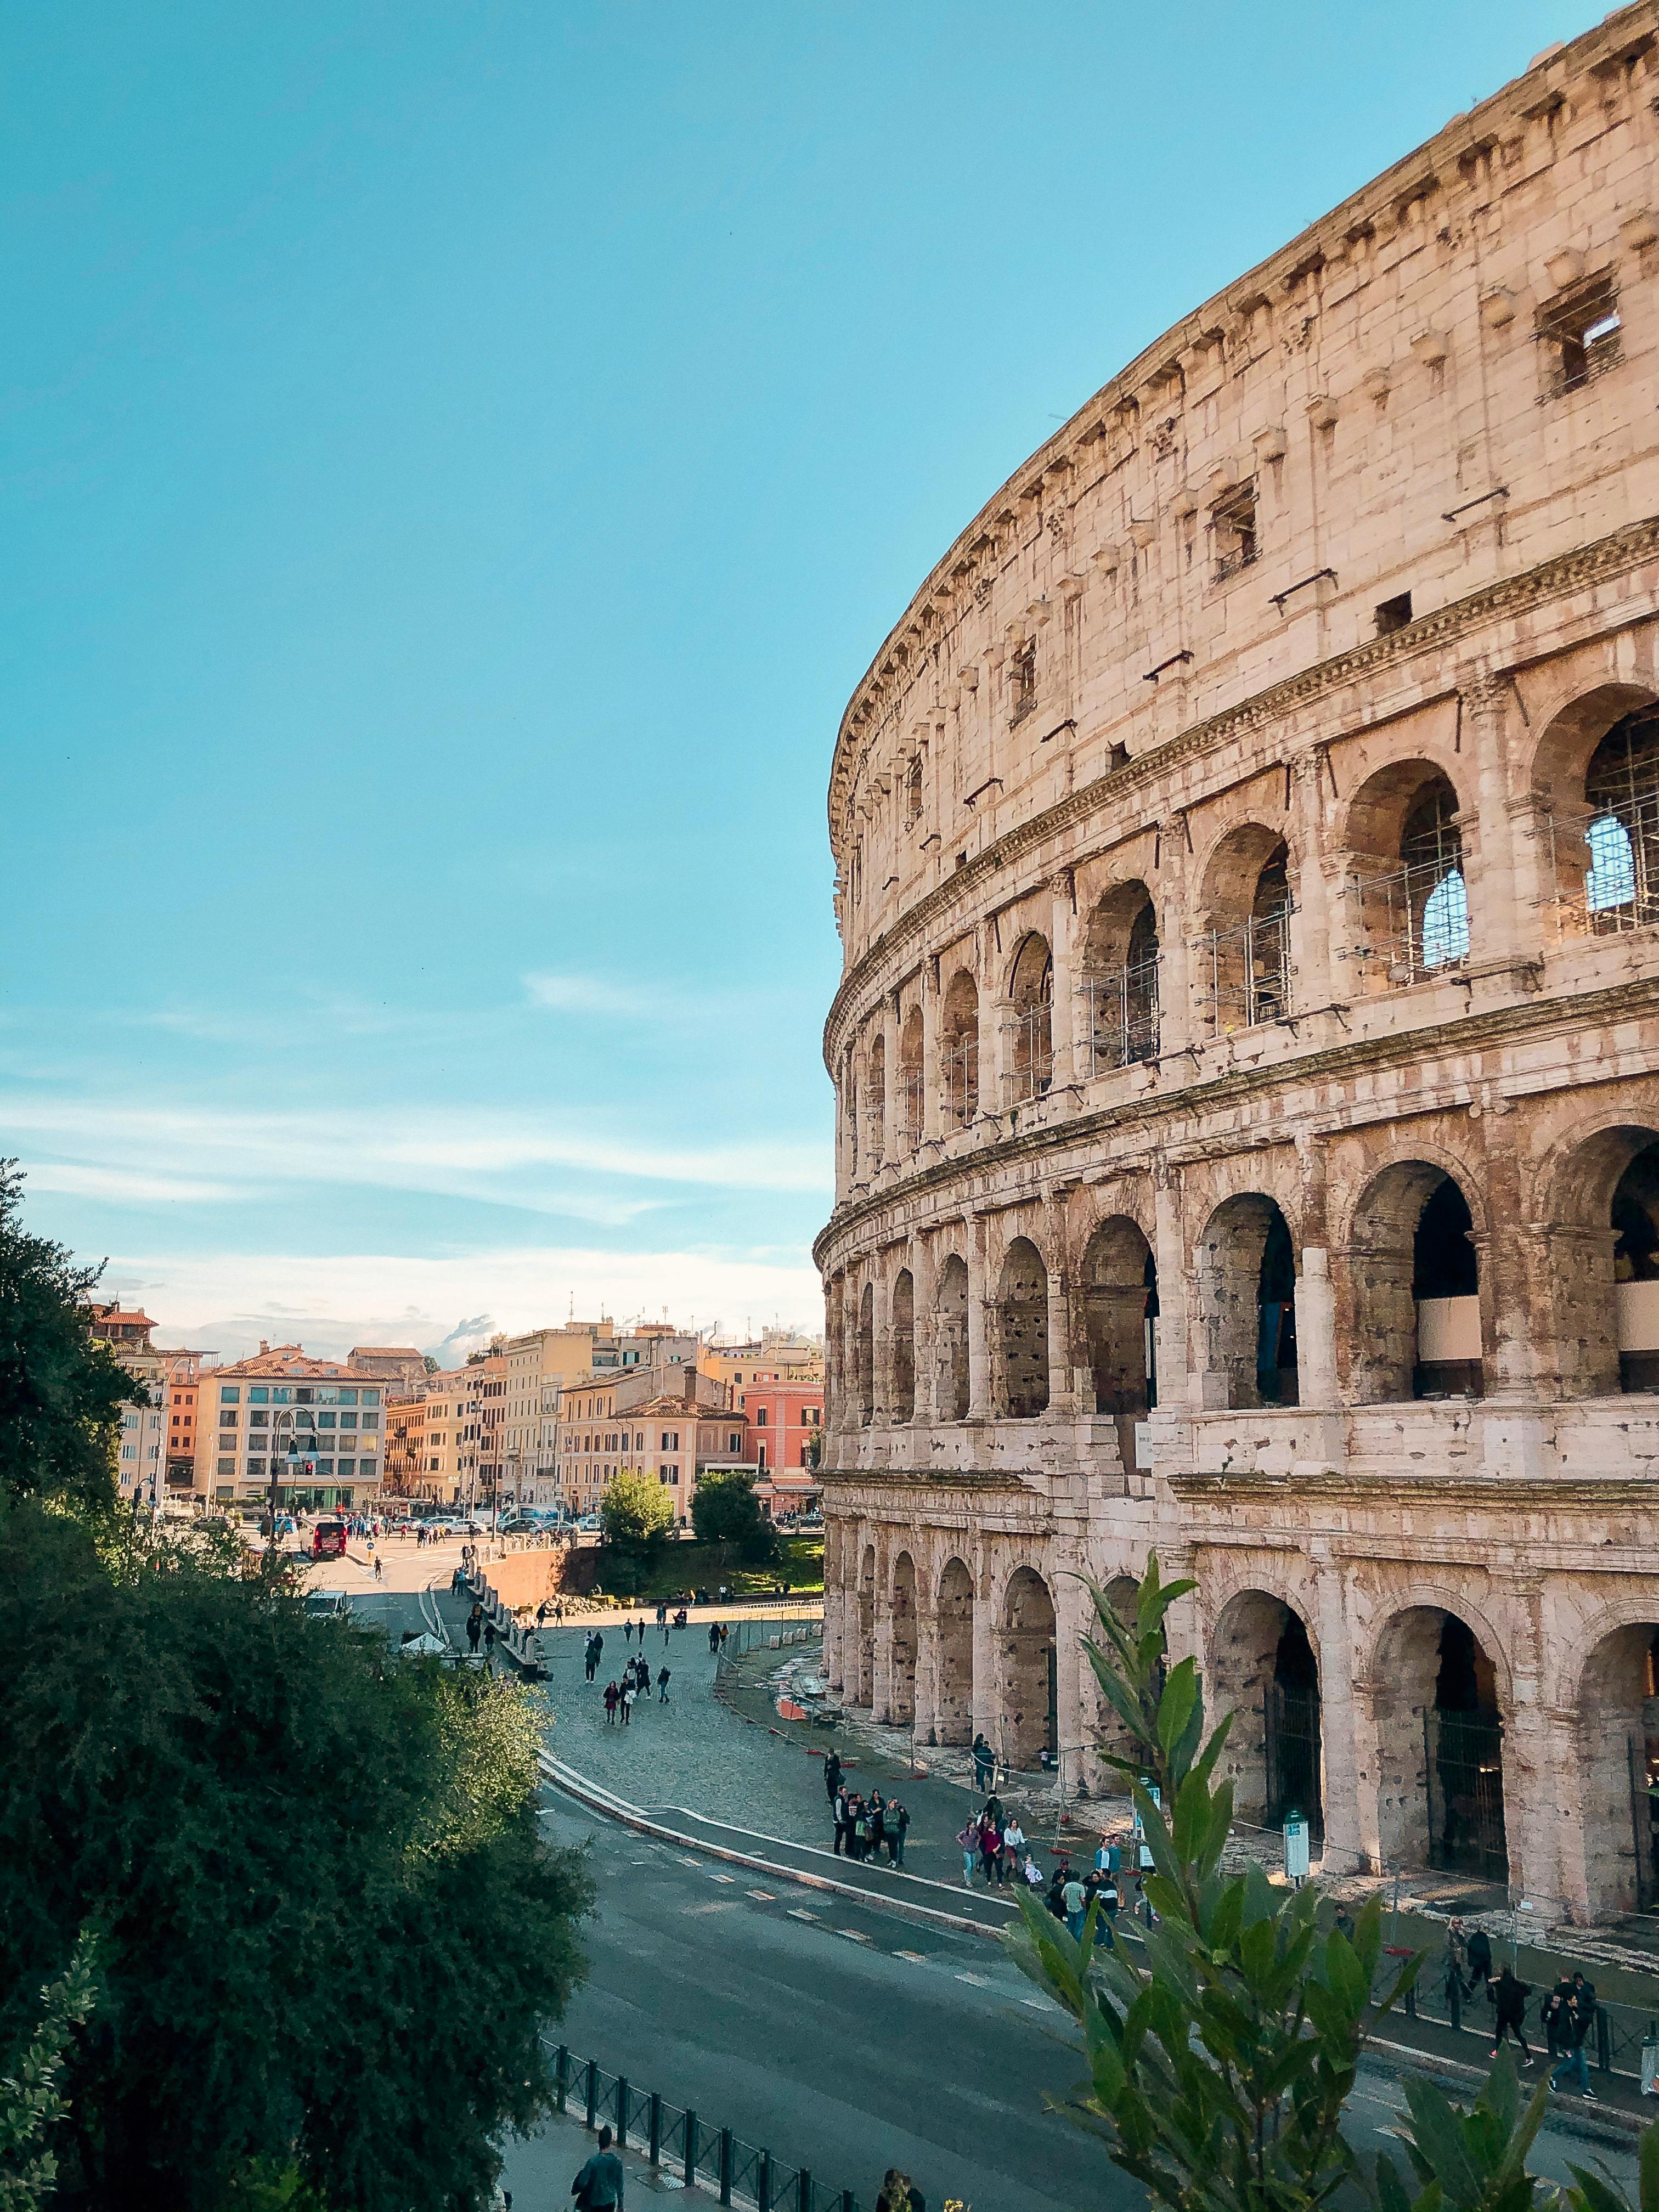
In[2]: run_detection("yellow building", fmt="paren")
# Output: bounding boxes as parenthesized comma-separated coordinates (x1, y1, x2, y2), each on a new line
(699, 1328, 825, 1393)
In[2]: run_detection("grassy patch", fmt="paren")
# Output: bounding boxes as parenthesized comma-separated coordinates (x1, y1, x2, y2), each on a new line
(593, 1534, 823, 1603)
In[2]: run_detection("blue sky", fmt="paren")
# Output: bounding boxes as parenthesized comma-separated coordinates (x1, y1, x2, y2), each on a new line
(3, 0, 1602, 1360)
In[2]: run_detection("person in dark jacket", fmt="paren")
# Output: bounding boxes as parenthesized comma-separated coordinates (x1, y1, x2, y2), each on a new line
(1491, 1967, 1532, 2064)
(972, 1733, 995, 1790)
(571, 2124, 625, 2208)
(1543, 1978, 1575, 2060)
(1550, 1984, 1598, 2100)
(1465, 1924, 1494, 1996)
(824, 1751, 843, 1803)
(466, 1605, 483, 1655)
(886, 1800, 910, 1867)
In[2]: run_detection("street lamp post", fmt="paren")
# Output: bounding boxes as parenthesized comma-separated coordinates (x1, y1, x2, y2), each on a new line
(265, 1407, 315, 1551)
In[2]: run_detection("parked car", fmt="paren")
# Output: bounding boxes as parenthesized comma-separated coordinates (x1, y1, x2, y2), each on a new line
(302, 1589, 351, 1620)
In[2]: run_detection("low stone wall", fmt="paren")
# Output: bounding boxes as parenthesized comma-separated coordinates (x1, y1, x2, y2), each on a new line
(484, 1545, 596, 1611)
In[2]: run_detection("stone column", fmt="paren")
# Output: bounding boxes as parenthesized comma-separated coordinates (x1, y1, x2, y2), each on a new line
(1504, 1572, 1557, 1912)
(1290, 748, 1334, 1014)
(1156, 816, 1195, 1062)
(920, 961, 943, 1145)
(871, 1259, 893, 1431)
(1153, 1165, 1193, 1413)
(1053, 1563, 1088, 1794)
(872, 1531, 895, 1723)
(1049, 870, 1077, 1090)
(1295, 1136, 1340, 1408)
(913, 1584, 942, 1746)
(1464, 672, 1519, 965)
(972, 1542, 997, 1747)
(1046, 1247, 1076, 1418)
(913, 1238, 939, 1428)
(1313, 1555, 1363, 1872)
(822, 1520, 847, 1691)
(967, 1216, 991, 1421)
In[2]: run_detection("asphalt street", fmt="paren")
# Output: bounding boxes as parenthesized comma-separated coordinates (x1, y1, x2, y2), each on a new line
(503, 1787, 1640, 2212)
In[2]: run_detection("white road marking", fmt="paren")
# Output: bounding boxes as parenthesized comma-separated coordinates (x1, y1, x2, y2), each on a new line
(956, 1972, 990, 1987)
(747, 1889, 776, 1901)
(838, 1929, 871, 1943)
(1021, 1996, 1059, 2012)
(787, 1908, 817, 1921)
(894, 1949, 927, 1962)
(709, 1872, 736, 1884)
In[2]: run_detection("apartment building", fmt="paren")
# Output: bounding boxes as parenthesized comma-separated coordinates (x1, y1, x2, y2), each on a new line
(613, 1365, 747, 1525)
(203, 1342, 385, 1514)
(86, 1304, 210, 1510)
(736, 1379, 822, 1515)
(699, 1328, 825, 1393)
(384, 1396, 427, 1495)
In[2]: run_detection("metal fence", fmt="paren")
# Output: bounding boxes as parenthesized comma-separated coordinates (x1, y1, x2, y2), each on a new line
(712, 1615, 821, 1693)
(547, 2042, 871, 2211)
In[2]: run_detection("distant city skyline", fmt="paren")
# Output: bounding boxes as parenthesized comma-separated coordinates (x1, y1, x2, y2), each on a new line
(3, 0, 1601, 1352)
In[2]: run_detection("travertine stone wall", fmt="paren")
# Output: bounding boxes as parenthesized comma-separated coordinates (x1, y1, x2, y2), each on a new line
(814, 6, 1659, 1923)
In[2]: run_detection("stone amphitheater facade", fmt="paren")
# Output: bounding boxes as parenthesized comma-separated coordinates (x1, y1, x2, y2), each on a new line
(812, 4, 1659, 1925)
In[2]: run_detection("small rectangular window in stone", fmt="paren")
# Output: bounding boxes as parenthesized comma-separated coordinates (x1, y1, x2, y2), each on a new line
(1211, 482, 1258, 582)
(1536, 272, 1621, 398)
(1009, 640, 1037, 724)
(1376, 591, 1413, 635)
(906, 754, 924, 823)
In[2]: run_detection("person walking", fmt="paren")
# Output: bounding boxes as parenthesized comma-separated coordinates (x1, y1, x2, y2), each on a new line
(824, 1751, 843, 1805)
(958, 1815, 980, 1886)
(979, 1815, 1002, 1888)
(373, 1554, 383, 1583)
(868, 1789, 887, 1864)
(1491, 1967, 1532, 2065)
(834, 1787, 852, 1857)
(708, 1622, 721, 1655)
(570, 2123, 625, 2209)
(887, 1800, 910, 1868)
(972, 1733, 995, 1791)
(620, 1680, 635, 1726)
(657, 1664, 670, 1705)
(483, 1616, 497, 1658)
(1550, 1984, 1597, 2100)
(1046, 1869, 1068, 1923)
(622, 1618, 633, 1647)
(1442, 1919, 1471, 2002)
(591, 1629, 604, 1674)
(1097, 1872, 1120, 1948)
(584, 1634, 597, 1684)
(1063, 1870, 1088, 1941)
(466, 1605, 483, 1656)
(603, 1681, 619, 1726)
(1543, 1978, 1574, 2063)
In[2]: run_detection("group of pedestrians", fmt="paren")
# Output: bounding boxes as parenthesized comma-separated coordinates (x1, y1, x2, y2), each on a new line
(823, 1752, 909, 1865)
(1442, 1920, 1601, 2099)
(956, 1798, 1039, 1891)
(464, 1601, 496, 1657)
(601, 1652, 670, 1724)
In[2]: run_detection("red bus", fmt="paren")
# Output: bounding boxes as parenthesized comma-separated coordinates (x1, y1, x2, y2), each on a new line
(311, 1520, 348, 1560)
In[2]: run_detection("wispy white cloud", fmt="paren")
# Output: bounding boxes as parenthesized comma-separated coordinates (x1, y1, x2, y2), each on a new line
(523, 972, 658, 1017)
(1, 1095, 831, 1207)
(24, 1162, 240, 1205)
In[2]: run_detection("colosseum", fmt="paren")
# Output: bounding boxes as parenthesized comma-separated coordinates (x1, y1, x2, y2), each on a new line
(813, 3, 1659, 1927)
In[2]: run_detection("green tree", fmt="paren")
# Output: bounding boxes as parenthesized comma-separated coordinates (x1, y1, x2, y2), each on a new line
(690, 1469, 777, 1564)
(1008, 1554, 1659, 2212)
(0, 1162, 131, 1516)
(599, 1470, 675, 1559)
(0, 1505, 591, 2212)
(0, 1932, 98, 2212)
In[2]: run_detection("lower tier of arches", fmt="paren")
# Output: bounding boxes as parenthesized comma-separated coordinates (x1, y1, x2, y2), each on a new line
(821, 1487, 1659, 1928)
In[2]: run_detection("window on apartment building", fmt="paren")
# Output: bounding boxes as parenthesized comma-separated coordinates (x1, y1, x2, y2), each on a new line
(805, 1407, 820, 1425)
(665, 1465, 679, 1483)
(219, 1410, 238, 1428)
(217, 1457, 235, 1477)
(220, 1386, 240, 1404)
(729, 1432, 740, 1451)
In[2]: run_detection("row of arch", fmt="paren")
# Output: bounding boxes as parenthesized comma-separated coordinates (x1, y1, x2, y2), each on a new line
(840, 697, 1659, 1172)
(838, 1543, 1659, 1922)
(831, 1120, 1659, 1421)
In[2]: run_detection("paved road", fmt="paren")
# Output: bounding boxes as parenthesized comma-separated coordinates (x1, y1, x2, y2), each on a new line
(506, 1790, 1638, 2212)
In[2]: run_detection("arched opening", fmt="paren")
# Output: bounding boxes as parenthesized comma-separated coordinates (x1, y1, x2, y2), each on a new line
(1006, 933, 1054, 1103)
(890, 1268, 916, 1421)
(1346, 1163, 1481, 1403)
(1000, 1567, 1057, 1770)
(1344, 761, 1469, 989)
(941, 969, 979, 1126)
(1081, 1216, 1157, 1415)
(934, 1255, 969, 1421)
(1198, 1194, 1299, 1408)
(1210, 1592, 1323, 1835)
(1199, 827, 1293, 1032)
(936, 1558, 975, 1746)
(856, 1284, 874, 1428)
(1081, 882, 1160, 1071)
(994, 1238, 1050, 1418)
(856, 1544, 876, 1707)
(898, 1006, 924, 1149)
(890, 1551, 917, 1727)
(1583, 707, 1659, 933)
(1579, 1623, 1659, 1919)
(843, 1054, 858, 1182)
(1540, 1124, 1659, 1397)
(866, 1032, 886, 1167)
(1373, 1606, 1508, 1882)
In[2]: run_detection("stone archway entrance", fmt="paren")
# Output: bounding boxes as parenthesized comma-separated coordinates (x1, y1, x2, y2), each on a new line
(1210, 1590, 1323, 1834)
(1000, 1566, 1057, 1770)
(935, 1558, 974, 1746)
(1374, 1606, 1508, 1882)
(890, 1551, 917, 1727)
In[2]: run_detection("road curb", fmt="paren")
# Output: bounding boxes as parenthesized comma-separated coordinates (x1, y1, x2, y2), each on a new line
(540, 1754, 1005, 1943)
(1362, 2034, 1648, 2149)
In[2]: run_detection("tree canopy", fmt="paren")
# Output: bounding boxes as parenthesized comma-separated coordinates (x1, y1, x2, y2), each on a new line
(0, 1162, 131, 1516)
(0, 1507, 590, 2212)
(690, 1468, 775, 1561)
(599, 1470, 675, 1556)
